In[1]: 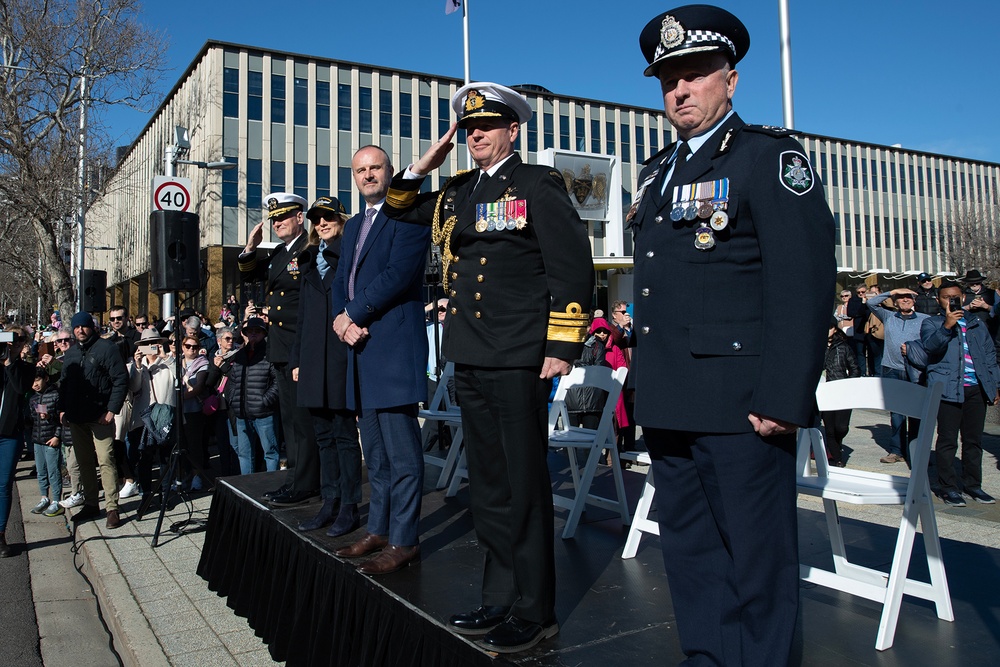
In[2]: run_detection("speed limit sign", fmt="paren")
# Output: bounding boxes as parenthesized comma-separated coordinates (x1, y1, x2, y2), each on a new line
(152, 176, 193, 212)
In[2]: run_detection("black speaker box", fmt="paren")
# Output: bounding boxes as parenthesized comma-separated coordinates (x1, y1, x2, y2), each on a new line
(150, 210, 201, 293)
(81, 269, 107, 312)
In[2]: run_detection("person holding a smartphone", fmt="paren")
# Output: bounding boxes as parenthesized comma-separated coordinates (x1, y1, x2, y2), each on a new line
(921, 280, 999, 507)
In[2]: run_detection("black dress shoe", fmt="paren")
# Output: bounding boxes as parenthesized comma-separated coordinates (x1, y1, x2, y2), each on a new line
(448, 605, 511, 636)
(269, 489, 320, 507)
(298, 498, 339, 531)
(72, 505, 102, 523)
(261, 484, 290, 500)
(479, 616, 559, 653)
(939, 490, 966, 507)
(966, 488, 996, 504)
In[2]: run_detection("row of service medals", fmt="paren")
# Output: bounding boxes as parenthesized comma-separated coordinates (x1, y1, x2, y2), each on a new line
(669, 178, 730, 250)
(475, 200, 528, 233)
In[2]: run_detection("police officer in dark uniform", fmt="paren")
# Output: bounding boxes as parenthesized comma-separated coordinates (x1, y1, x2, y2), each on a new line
(383, 82, 593, 653)
(239, 192, 319, 505)
(631, 7, 835, 665)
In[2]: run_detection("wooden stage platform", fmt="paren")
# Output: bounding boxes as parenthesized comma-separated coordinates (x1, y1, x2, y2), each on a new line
(197, 456, 1000, 666)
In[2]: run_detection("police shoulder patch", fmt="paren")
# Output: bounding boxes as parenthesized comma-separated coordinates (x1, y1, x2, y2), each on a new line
(779, 150, 814, 196)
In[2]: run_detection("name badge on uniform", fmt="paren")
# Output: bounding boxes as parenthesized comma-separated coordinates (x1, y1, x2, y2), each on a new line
(476, 200, 527, 233)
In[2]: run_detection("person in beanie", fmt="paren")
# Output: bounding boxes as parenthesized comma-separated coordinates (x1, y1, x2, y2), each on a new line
(58, 312, 129, 529)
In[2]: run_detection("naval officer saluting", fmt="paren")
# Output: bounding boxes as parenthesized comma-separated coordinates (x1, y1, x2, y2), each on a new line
(629, 6, 836, 665)
(383, 82, 593, 653)
(239, 192, 320, 505)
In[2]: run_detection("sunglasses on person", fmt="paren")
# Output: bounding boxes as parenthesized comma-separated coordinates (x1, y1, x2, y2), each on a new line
(437, 306, 447, 313)
(840, 293, 851, 298)
(135, 321, 148, 327)
(109, 316, 124, 321)
(183, 343, 199, 349)
(53, 338, 72, 345)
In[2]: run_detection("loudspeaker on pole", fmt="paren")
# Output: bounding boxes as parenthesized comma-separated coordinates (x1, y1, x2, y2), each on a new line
(150, 210, 202, 294)
(81, 269, 107, 313)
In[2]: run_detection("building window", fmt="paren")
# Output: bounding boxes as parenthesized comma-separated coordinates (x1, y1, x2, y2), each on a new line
(270, 160, 285, 191)
(419, 94, 431, 140)
(620, 122, 631, 162)
(575, 117, 585, 152)
(527, 107, 538, 152)
(338, 166, 352, 212)
(222, 167, 238, 207)
(247, 71, 263, 121)
(223, 66, 239, 118)
(591, 119, 600, 153)
(316, 80, 330, 129)
(359, 86, 372, 133)
(437, 97, 450, 137)
(636, 123, 645, 163)
(271, 74, 286, 123)
(399, 91, 412, 137)
(543, 112, 554, 149)
(559, 113, 570, 150)
(650, 125, 659, 156)
(247, 159, 262, 210)
(294, 76, 308, 126)
(315, 165, 330, 198)
(380, 89, 393, 136)
(293, 163, 308, 199)
(606, 121, 615, 155)
(338, 84, 351, 131)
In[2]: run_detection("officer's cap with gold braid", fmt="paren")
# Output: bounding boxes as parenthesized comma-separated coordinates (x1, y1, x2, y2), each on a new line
(306, 196, 349, 222)
(452, 82, 532, 129)
(264, 192, 308, 220)
(640, 5, 750, 77)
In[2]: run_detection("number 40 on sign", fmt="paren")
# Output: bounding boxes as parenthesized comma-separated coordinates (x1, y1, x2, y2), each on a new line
(152, 176, 193, 213)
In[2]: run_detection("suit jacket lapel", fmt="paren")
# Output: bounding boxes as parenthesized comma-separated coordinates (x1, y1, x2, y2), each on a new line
(355, 208, 388, 269)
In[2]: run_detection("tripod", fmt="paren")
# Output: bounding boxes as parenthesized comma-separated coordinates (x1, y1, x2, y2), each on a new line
(135, 290, 213, 547)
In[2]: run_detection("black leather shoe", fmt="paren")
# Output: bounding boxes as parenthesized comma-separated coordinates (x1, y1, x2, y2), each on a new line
(940, 490, 966, 507)
(966, 488, 996, 504)
(72, 505, 102, 523)
(479, 616, 559, 653)
(269, 489, 320, 507)
(298, 498, 339, 531)
(261, 484, 290, 500)
(448, 605, 511, 636)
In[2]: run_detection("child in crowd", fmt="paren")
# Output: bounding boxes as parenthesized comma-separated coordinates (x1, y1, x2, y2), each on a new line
(28, 370, 65, 516)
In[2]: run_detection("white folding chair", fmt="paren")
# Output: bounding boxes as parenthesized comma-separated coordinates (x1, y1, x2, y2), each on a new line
(797, 377, 952, 651)
(620, 450, 658, 559)
(419, 362, 464, 489)
(548, 365, 630, 539)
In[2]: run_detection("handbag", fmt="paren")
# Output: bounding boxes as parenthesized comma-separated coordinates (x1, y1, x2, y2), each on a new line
(201, 376, 227, 416)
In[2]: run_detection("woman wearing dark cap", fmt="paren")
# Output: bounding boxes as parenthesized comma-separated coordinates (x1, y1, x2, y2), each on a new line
(290, 197, 362, 536)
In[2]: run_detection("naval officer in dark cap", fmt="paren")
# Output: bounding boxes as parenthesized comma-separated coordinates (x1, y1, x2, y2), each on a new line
(631, 6, 835, 664)
(382, 82, 593, 653)
(239, 192, 320, 505)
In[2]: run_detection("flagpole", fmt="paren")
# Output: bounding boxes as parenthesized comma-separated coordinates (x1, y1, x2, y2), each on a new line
(778, 0, 794, 128)
(462, 0, 470, 84)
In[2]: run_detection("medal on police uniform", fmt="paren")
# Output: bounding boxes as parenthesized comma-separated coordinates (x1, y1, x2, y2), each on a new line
(710, 210, 729, 231)
(694, 225, 716, 250)
(670, 202, 685, 222)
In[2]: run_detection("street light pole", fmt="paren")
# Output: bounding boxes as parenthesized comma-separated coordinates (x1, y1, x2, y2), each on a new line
(75, 70, 88, 311)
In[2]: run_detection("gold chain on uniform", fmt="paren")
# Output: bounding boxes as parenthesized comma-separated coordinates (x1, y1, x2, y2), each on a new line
(432, 170, 474, 290)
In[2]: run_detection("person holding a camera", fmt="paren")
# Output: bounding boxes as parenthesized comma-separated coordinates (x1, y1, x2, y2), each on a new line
(922, 280, 999, 507)
(0, 327, 35, 556)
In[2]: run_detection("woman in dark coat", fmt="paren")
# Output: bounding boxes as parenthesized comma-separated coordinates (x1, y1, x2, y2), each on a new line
(290, 197, 362, 536)
(822, 319, 862, 466)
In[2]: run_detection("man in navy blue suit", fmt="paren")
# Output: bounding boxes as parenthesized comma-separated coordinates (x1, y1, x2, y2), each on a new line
(631, 6, 836, 665)
(331, 145, 431, 576)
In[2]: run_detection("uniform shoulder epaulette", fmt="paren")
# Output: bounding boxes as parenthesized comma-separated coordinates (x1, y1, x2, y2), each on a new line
(643, 144, 673, 166)
(744, 124, 797, 137)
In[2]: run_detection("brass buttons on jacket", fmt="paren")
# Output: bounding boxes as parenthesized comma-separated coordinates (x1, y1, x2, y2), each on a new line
(641, 326, 650, 334)
(450, 290, 457, 297)
(450, 307, 457, 315)
(474, 293, 482, 301)
(732, 341, 742, 351)
(451, 272, 458, 280)
(480, 257, 487, 265)
(641, 288, 650, 296)
(477, 275, 484, 283)
(475, 312, 481, 319)
(646, 250, 655, 258)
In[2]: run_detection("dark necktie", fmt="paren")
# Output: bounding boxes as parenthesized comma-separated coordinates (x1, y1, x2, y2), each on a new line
(348, 207, 377, 300)
(470, 171, 490, 200)
(662, 141, 691, 195)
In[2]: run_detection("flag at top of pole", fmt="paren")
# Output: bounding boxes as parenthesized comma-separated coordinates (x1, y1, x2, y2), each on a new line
(445, 0, 461, 15)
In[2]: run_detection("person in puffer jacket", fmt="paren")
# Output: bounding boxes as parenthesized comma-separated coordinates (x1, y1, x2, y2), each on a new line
(822, 318, 861, 467)
(223, 318, 279, 475)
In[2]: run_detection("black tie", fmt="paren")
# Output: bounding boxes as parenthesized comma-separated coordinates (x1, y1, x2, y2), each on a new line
(470, 171, 490, 200)
(662, 141, 691, 195)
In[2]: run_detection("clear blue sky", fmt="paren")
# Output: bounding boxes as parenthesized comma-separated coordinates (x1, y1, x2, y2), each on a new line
(107, 0, 1000, 164)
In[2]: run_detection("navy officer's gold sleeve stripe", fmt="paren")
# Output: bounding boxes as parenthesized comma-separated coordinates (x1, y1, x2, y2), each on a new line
(386, 186, 419, 210)
(239, 255, 257, 272)
(547, 302, 589, 343)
